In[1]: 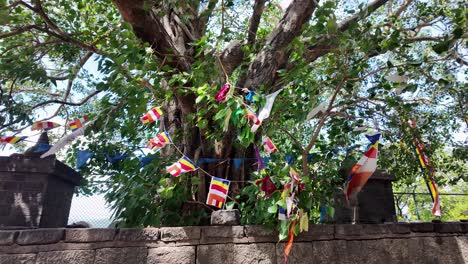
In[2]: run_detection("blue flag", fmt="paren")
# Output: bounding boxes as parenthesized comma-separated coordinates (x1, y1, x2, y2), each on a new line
(76, 150, 94, 169)
(106, 154, 129, 164)
(139, 156, 154, 168)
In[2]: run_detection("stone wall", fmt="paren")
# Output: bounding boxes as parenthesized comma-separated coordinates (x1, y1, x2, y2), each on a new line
(0, 223, 467, 264)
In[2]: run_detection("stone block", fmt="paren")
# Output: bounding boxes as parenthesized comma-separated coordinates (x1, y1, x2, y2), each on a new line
(160, 227, 200, 242)
(201, 226, 245, 243)
(296, 224, 334, 241)
(16, 229, 64, 245)
(409, 222, 434, 233)
(147, 246, 195, 264)
(94, 247, 147, 264)
(334, 224, 364, 239)
(361, 224, 390, 234)
(0, 254, 36, 264)
(65, 228, 115, 242)
(276, 240, 347, 264)
(420, 236, 465, 264)
(0, 230, 17, 245)
(115, 228, 159, 241)
(197, 243, 275, 264)
(244, 225, 277, 237)
(461, 222, 468, 233)
(388, 223, 411, 234)
(36, 250, 95, 264)
(433, 222, 462, 233)
(342, 238, 413, 264)
(456, 236, 468, 264)
(210, 210, 240, 226)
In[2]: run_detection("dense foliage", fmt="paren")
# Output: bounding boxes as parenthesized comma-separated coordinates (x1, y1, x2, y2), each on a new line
(1, 0, 466, 236)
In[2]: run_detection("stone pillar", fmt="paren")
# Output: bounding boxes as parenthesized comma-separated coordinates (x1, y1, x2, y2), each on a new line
(333, 170, 397, 224)
(0, 156, 82, 228)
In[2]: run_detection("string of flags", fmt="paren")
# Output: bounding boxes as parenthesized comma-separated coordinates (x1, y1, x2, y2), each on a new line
(1, 82, 443, 228)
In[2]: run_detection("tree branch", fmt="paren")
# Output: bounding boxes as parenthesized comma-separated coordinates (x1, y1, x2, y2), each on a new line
(242, 0, 318, 89)
(305, 0, 389, 63)
(247, 0, 266, 45)
(31, 90, 101, 109)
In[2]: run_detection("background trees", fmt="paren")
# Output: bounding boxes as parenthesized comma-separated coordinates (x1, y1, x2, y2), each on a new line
(1, 0, 466, 227)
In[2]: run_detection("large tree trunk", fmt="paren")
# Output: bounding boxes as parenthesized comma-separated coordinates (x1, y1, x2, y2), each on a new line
(111, 0, 319, 212)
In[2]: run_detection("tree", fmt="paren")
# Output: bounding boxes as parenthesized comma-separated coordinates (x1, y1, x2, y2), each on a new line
(1, 0, 466, 230)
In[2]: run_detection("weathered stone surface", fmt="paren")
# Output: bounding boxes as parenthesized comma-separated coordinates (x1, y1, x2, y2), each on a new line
(16, 229, 64, 245)
(210, 210, 240, 226)
(116, 228, 159, 241)
(388, 223, 411, 234)
(65, 228, 115, 242)
(420, 236, 465, 264)
(343, 238, 413, 264)
(160, 227, 200, 242)
(296, 224, 334, 241)
(456, 236, 468, 263)
(201, 226, 245, 244)
(94, 247, 147, 264)
(433, 222, 462, 233)
(147, 246, 195, 264)
(0, 231, 17, 245)
(36, 250, 94, 264)
(244, 225, 277, 242)
(461, 222, 468, 233)
(276, 240, 347, 264)
(197, 243, 275, 264)
(410, 222, 434, 233)
(0, 254, 36, 264)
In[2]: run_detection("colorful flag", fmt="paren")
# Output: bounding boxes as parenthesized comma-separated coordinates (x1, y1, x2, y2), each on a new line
(69, 116, 88, 132)
(345, 134, 380, 200)
(31, 121, 60, 131)
(166, 156, 197, 177)
(215, 83, 231, 102)
(0, 136, 27, 145)
(140, 107, 163, 123)
(263, 137, 278, 154)
(245, 106, 261, 126)
(146, 132, 171, 151)
(206, 176, 230, 208)
(408, 120, 442, 216)
(255, 175, 277, 196)
(251, 88, 284, 132)
(289, 167, 301, 182)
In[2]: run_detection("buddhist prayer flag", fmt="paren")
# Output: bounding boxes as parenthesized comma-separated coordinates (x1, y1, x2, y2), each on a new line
(206, 177, 230, 208)
(263, 137, 278, 154)
(215, 83, 231, 102)
(166, 156, 197, 177)
(140, 107, 163, 123)
(251, 88, 284, 132)
(408, 120, 442, 216)
(0, 136, 27, 144)
(245, 106, 261, 126)
(31, 121, 60, 131)
(69, 116, 88, 132)
(146, 132, 171, 152)
(345, 134, 380, 200)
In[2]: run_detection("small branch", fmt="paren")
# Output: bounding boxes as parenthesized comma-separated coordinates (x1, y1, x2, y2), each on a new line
(31, 90, 101, 110)
(247, 0, 266, 45)
(280, 128, 304, 152)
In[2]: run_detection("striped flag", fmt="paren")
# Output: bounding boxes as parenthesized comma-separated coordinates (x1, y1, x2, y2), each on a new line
(263, 137, 278, 154)
(31, 121, 60, 131)
(146, 132, 171, 151)
(409, 125, 442, 217)
(69, 116, 88, 131)
(345, 134, 380, 200)
(206, 177, 230, 208)
(0, 136, 27, 145)
(245, 106, 261, 125)
(140, 107, 163, 124)
(166, 156, 197, 177)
